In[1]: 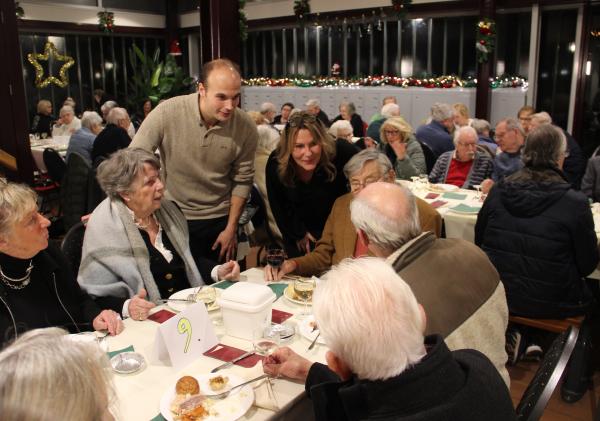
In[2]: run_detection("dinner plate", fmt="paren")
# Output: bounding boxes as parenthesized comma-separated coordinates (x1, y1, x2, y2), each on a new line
(283, 284, 312, 306)
(167, 287, 220, 313)
(299, 315, 326, 345)
(428, 183, 459, 193)
(159, 373, 254, 421)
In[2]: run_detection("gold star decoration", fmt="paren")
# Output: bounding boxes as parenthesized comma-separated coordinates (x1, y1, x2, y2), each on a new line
(27, 42, 75, 88)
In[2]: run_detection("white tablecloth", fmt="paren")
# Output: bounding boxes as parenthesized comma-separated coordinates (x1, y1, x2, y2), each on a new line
(30, 137, 69, 172)
(107, 268, 325, 421)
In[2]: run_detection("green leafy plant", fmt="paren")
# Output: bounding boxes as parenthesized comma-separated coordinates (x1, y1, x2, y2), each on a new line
(127, 44, 195, 111)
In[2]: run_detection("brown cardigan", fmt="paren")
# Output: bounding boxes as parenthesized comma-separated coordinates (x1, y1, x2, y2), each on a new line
(291, 192, 442, 276)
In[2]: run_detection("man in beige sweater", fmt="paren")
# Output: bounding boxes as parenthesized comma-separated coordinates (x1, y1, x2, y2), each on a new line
(131, 59, 258, 264)
(350, 182, 510, 387)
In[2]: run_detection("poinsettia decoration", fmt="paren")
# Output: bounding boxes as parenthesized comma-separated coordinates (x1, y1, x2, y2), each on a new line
(98, 10, 114, 33)
(476, 18, 496, 63)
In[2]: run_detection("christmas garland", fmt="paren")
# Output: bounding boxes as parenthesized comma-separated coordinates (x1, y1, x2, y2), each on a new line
(242, 75, 527, 89)
(239, 0, 248, 42)
(476, 18, 496, 63)
(98, 10, 114, 33)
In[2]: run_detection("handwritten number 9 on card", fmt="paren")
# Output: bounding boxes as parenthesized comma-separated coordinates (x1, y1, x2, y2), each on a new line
(177, 318, 192, 353)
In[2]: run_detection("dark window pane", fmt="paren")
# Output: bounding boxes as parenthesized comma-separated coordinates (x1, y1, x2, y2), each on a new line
(386, 21, 399, 75)
(496, 12, 531, 77)
(400, 20, 413, 77)
(331, 25, 344, 75)
(414, 19, 429, 77)
(284, 29, 294, 75)
(445, 18, 460, 75)
(372, 24, 384, 75)
(178, 0, 199, 13)
(462, 16, 477, 78)
(431, 18, 444, 75)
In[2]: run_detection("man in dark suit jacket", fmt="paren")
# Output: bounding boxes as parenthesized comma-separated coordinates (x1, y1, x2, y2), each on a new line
(92, 107, 132, 164)
(415, 102, 455, 158)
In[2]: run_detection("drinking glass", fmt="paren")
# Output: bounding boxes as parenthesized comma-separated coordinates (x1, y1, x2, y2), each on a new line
(418, 173, 429, 191)
(41, 133, 47, 139)
(196, 287, 216, 308)
(266, 247, 285, 270)
(253, 326, 280, 356)
(294, 278, 316, 317)
(473, 184, 482, 201)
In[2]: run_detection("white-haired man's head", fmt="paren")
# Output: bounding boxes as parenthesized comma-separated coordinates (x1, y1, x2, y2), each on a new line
(453, 126, 478, 162)
(80, 111, 103, 135)
(106, 107, 130, 131)
(350, 182, 421, 256)
(430, 103, 454, 132)
(260, 102, 277, 123)
(381, 103, 401, 119)
(315, 257, 426, 380)
(100, 100, 118, 119)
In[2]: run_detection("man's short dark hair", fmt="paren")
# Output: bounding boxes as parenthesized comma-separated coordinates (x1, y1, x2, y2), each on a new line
(200, 58, 241, 88)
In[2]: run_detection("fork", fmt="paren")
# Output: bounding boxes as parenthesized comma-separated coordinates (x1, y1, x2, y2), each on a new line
(204, 374, 269, 400)
(95, 330, 109, 352)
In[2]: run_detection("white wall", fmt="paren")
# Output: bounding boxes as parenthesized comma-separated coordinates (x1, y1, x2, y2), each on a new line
(20, 1, 165, 28)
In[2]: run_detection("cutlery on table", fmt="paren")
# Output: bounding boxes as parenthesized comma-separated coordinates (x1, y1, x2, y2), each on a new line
(308, 332, 321, 351)
(205, 374, 269, 400)
(210, 350, 255, 373)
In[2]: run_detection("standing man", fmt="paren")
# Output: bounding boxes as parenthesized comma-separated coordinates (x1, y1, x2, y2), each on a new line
(131, 59, 258, 264)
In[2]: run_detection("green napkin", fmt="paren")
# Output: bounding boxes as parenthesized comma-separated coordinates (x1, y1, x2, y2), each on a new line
(442, 192, 468, 200)
(269, 283, 288, 299)
(213, 280, 235, 290)
(449, 203, 481, 214)
(107, 345, 134, 360)
(150, 414, 166, 421)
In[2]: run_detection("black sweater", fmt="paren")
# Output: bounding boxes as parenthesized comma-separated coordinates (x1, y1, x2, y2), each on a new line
(91, 124, 131, 162)
(0, 242, 101, 347)
(266, 138, 357, 257)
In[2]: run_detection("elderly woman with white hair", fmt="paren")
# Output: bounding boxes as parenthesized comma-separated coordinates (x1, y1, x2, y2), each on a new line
(79, 148, 239, 321)
(0, 181, 122, 345)
(66, 111, 103, 164)
(328, 119, 354, 143)
(52, 105, 81, 137)
(91, 107, 132, 164)
(428, 126, 494, 189)
(332, 101, 366, 137)
(263, 258, 516, 421)
(378, 116, 426, 180)
(0, 328, 115, 420)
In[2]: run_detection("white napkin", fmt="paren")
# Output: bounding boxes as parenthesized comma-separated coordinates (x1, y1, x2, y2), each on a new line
(247, 362, 279, 411)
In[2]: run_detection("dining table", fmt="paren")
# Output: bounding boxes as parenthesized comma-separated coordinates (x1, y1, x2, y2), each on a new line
(106, 267, 326, 421)
(30, 136, 69, 172)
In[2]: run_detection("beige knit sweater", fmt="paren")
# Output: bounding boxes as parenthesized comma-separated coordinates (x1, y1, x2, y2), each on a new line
(131, 93, 258, 220)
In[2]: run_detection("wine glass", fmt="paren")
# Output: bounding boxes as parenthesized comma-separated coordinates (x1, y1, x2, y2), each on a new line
(418, 173, 429, 191)
(196, 287, 216, 308)
(473, 184, 482, 201)
(253, 326, 280, 356)
(266, 247, 285, 270)
(294, 278, 316, 317)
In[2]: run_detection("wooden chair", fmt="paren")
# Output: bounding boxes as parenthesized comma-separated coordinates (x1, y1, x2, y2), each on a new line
(515, 326, 579, 421)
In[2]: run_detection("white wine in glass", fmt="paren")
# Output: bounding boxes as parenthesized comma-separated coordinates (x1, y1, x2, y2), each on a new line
(294, 278, 315, 316)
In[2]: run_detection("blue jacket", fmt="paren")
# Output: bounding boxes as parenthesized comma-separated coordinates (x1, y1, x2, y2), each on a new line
(66, 127, 96, 165)
(415, 120, 454, 158)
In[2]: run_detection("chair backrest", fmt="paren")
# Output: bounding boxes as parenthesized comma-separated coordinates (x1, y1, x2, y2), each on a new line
(43, 148, 67, 185)
(60, 221, 86, 277)
(418, 141, 437, 174)
(60, 152, 91, 232)
(515, 326, 579, 421)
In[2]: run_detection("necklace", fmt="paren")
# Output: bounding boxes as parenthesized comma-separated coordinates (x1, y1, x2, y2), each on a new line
(0, 260, 34, 290)
(134, 213, 156, 230)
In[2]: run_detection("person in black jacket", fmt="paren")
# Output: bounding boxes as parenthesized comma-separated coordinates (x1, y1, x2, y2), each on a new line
(0, 181, 122, 347)
(91, 107, 132, 163)
(263, 258, 516, 421)
(30, 99, 54, 138)
(266, 112, 358, 257)
(332, 101, 366, 137)
(305, 99, 331, 128)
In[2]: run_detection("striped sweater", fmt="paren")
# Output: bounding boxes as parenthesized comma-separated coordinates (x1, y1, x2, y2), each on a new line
(428, 151, 494, 189)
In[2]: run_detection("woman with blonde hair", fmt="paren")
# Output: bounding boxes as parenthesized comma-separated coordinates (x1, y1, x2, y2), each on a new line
(453, 103, 472, 128)
(266, 112, 357, 257)
(30, 99, 54, 138)
(0, 327, 115, 420)
(379, 117, 426, 180)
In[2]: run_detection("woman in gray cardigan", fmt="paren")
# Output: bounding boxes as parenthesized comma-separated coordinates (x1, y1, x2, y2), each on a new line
(78, 148, 239, 321)
(378, 117, 427, 180)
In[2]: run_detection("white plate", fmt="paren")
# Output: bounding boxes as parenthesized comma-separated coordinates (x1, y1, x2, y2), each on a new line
(299, 315, 326, 345)
(68, 332, 108, 351)
(167, 287, 220, 313)
(283, 284, 312, 306)
(428, 183, 459, 193)
(160, 373, 254, 421)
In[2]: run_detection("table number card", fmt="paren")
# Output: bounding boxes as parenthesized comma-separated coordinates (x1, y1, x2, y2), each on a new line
(151, 303, 218, 370)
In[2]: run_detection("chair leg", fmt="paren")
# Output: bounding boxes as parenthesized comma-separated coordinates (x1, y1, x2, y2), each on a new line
(561, 322, 593, 403)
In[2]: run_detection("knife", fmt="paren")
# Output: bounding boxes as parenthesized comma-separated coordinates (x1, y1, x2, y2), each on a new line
(158, 298, 194, 303)
(210, 351, 255, 373)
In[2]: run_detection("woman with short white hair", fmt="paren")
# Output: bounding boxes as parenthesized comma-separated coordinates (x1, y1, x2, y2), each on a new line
(332, 101, 366, 137)
(328, 119, 354, 142)
(52, 105, 81, 137)
(0, 328, 115, 420)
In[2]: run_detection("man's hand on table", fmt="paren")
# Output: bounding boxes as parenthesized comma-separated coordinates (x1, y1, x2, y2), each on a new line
(212, 226, 238, 262)
(93, 309, 124, 335)
(265, 260, 297, 281)
(263, 347, 313, 381)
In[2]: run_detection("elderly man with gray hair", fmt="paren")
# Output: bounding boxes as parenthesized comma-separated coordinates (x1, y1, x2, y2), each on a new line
(428, 126, 494, 189)
(51, 105, 81, 137)
(305, 98, 330, 127)
(259, 102, 277, 123)
(91, 107, 132, 164)
(263, 258, 516, 421)
(264, 149, 441, 281)
(415, 102, 455, 157)
(66, 111, 103, 164)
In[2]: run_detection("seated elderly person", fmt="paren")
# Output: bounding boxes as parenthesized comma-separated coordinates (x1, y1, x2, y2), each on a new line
(581, 154, 600, 202)
(415, 102, 455, 157)
(79, 149, 239, 320)
(332, 101, 366, 137)
(475, 125, 597, 398)
(328, 119, 355, 144)
(379, 116, 426, 180)
(472, 118, 497, 154)
(305, 99, 330, 127)
(273, 102, 294, 125)
(260, 102, 277, 124)
(0, 328, 115, 419)
(369, 95, 397, 122)
(66, 111, 103, 165)
(264, 258, 516, 421)
(30, 99, 54, 138)
(91, 107, 132, 164)
(52, 105, 81, 137)
(265, 149, 441, 281)
(428, 126, 494, 189)
(367, 102, 401, 144)
(0, 182, 121, 345)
